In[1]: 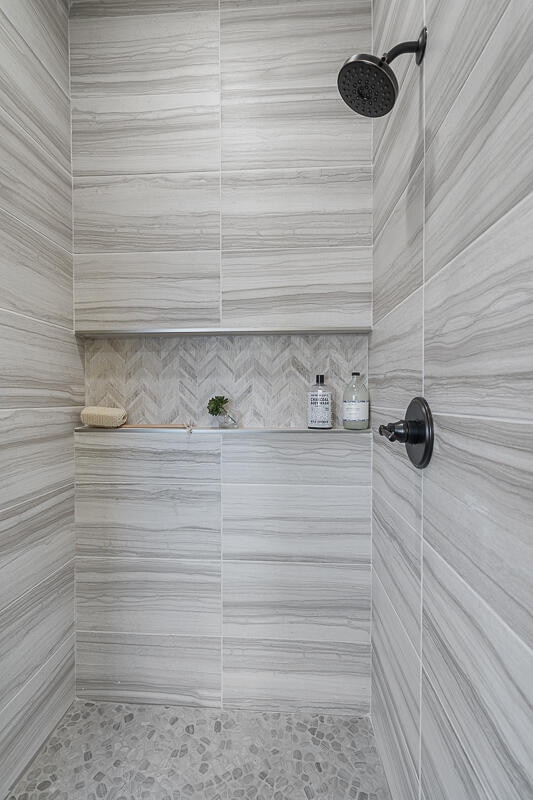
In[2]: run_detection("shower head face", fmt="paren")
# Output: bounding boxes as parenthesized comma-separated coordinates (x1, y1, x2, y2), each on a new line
(338, 54, 398, 117)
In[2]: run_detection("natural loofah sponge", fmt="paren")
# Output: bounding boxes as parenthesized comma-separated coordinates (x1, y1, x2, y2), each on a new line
(80, 406, 127, 428)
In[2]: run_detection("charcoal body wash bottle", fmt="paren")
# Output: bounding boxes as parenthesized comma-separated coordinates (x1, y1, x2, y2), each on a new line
(307, 374, 333, 429)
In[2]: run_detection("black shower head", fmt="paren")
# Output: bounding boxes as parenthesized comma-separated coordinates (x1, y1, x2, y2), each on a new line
(338, 28, 427, 117)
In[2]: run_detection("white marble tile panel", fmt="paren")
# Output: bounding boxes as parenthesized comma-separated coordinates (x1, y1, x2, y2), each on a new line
(0, 636, 74, 800)
(0, 208, 72, 329)
(0, 563, 74, 711)
(221, 167, 372, 251)
(222, 431, 371, 485)
(223, 638, 370, 713)
(372, 574, 420, 800)
(424, 414, 533, 651)
(369, 288, 423, 412)
(75, 431, 221, 486)
(74, 251, 221, 331)
(0, 106, 71, 251)
(223, 560, 370, 644)
(371, 421, 422, 534)
(425, 2, 533, 277)
(72, 92, 220, 176)
(222, 483, 370, 563)
(76, 483, 220, 560)
(1, 0, 69, 93)
(0, 311, 83, 408)
(423, 543, 533, 799)
(77, 632, 221, 707)
(70, 10, 219, 98)
(425, 193, 533, 419)
(0, 8, 70, 170)
(0, 408, 78, 512)
(76, 557, 221, 637)
(221, 246, 372, 330)
(74, 172, 220, 254)
(0, 485, 74, 621)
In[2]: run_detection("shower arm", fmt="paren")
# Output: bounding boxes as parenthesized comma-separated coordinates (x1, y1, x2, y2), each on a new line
(381, 27, 427, 66)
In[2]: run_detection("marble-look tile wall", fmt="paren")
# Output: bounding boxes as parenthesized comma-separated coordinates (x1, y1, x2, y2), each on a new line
(75, 429, 371, 712)
(0, 3, 83, 798)
(70, 0, 372, 333)
(369, 1, 533, 798)
(84, 332, 368, 428)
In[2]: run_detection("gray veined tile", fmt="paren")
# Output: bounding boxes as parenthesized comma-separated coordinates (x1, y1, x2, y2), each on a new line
(0, 310, 84, 408)
(425, 193, 533, 419)
(222, 483, 370, 563)
(221, 246, 372, 330)
(223, 561, 370, 644)
(222, 167, 372, 251)
(76, 557, 221, 637)
(0, 636, 74, 800)
(425, 1, 533, 277)
(1, 0, 69, 94)
(72, 92, 220, 176)
(74, 172, 220, 253)
(75, 431, 221, 486)
(372, 489, 421, 653)
(372, 0, 423, 158)
(425, 0, 511, 145)
(222, 431, 371, 485)
(371, 422, 422, 534)
(373, 59, 423, 240)
(221, 89, 371, 171)
(77, 632, 221, 707)
(423, 543, 533, 799)
(74, 251, 221, 332)
(221, 0, 370, 95)
(223, 637, 370, 713)
(0, 208, 72, 329)
(372, 573, 420, 800)
(76, 483, 220, 560)
(0, 408, 78, 511)
(373, 164, 423, 324)
(0, 106, 71, 251)
(0, 563, 74, 712)
(0, 485, 74, 614)
(71, 0, 218, 17)
(0, 8, 70, 170)
(369, 288, 423, 412)
(70, 9, 219, 98)
(421, 670, 488, 800)
(424, 414, 533, 651)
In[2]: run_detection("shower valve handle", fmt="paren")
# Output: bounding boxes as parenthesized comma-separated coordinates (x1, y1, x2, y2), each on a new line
(379, 420, 409, 443)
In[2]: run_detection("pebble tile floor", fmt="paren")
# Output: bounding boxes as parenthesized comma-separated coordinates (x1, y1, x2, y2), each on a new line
(9, 701, 391, 800)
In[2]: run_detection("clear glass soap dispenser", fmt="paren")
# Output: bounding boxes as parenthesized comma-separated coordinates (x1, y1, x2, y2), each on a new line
(307, 374, 333, 429)
(342, 372, 369, 430)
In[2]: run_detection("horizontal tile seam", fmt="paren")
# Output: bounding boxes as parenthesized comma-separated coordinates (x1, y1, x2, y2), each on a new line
(70, 6, 219, 22)
(73, 245, 373, 256)
(0, 632, 74, 719)
(0, 103, 71, 180)
(430, 410, 533, 425)
(73, 164, 372, 180)
(75, 556, 370, 567)
(373, 570, 421, 665)
(420, 663, 496, 799)
(0, 557, 75, 618)
(0, 204, 73, 259)
(0, 6, 71, 102)
(424, 187, 533, 289)
(0, 306, 75, 335)
(76, 629, 221, 640)
(76, 628, 371, 646)
(372, 486, 422, 540)
(0, 481, 74, 517)
(423, 542, 533, 658)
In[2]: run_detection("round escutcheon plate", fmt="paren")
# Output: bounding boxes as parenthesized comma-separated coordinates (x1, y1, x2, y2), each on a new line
(405, 396, 434, 469)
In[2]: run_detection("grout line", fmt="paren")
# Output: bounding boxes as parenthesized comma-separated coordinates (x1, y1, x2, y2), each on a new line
(0, 481, 74, 517)
(419, 4, 426, 792)
(76, 629, 222, 640)
(372, 484, 421, 541)
(373, 571, 421, 666)
(0, 558, 75, 621)
(0, 203, 72, 257)
(75, 163, 370, 180)
(0, 305, 74, 335)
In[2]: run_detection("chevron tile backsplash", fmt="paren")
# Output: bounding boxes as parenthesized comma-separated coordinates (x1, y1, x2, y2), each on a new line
(85, 334, 368, 428)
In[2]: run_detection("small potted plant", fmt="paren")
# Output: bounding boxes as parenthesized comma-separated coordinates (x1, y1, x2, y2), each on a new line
(207, 395, 238, 428)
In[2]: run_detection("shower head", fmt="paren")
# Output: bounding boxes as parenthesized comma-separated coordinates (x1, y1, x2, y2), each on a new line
(338, 27, 426, 117)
